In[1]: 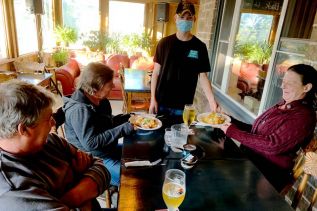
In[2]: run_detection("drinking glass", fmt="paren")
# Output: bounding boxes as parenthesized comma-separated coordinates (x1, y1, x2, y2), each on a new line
(162, 169, 186, 211)
(164, 128, 172, 146)
(182, 104, 196, 128)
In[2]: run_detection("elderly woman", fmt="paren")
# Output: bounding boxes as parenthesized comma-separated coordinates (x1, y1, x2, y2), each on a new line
(220, 64, 317, 191)
(63, 62, 134, 187)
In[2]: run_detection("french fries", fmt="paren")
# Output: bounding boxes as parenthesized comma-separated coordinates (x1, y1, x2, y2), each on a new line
(202, 112, 226, 125)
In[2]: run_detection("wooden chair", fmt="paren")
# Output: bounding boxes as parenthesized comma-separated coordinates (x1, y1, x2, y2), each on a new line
(118, 67, 150, 114)
(51, 107, 66, 138)
(285, 138, 317, 210)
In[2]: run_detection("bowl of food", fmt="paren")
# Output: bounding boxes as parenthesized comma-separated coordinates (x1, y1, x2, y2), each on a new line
(129, 114, 162, 130)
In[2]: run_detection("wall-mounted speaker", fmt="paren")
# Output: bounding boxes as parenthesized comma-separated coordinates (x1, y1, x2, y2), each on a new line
(25, 0, 44, 15)
(156, 3, 169, 22)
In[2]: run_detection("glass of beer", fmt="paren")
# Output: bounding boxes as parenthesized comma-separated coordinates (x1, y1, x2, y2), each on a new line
(162, 169, 186, 211)
(183, 104, 196, 128)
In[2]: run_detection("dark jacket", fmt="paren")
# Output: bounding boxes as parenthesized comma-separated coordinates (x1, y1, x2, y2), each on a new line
(0, 133, 109, 210)
(63, 89, 133, 159)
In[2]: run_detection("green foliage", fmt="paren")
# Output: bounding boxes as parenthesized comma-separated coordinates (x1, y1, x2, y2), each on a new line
(52, 49, 68, 66)
(121, 32, 153, 56)
(54, 26, 78, 46)
(234, 41, 272, 64)
(106, 33, 123, 54)
(81, 30, 153, 56)
(82, 31, 108, 52)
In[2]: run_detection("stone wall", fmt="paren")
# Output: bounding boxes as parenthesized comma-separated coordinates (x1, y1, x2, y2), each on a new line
(194, 0, 218, 113)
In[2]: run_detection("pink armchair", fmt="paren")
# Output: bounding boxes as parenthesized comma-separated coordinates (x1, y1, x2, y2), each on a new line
(106, 54, 130, 100)
(55, 59, 81, 96)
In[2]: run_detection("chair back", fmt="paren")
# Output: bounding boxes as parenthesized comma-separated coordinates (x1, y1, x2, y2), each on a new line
(14, 61, 45, 74)
(118, 66, 127, 113)
(285, 138, 317, 210)
(51, 107, 66, 138)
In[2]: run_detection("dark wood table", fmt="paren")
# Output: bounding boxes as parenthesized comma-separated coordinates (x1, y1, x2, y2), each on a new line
(124, 68, 151, 113)
(119, 126, 292, 210)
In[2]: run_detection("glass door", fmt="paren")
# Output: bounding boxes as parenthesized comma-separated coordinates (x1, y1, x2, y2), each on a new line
(225, 0, 284, 114)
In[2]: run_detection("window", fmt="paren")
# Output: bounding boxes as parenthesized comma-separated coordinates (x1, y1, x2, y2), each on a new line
(0, 2, 7, 59)
(109, 1, 145, 35)
(264, 0, 317, 109)
(42, 0, 54, 50)
(226, 12, 275, 114)
(212, 0, 283, 115)
(14, 0, 38, 55)
(62, 0, 99, 47)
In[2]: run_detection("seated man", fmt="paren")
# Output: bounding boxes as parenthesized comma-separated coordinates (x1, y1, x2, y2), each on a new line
(0, 80, 110, 210)
(63, 62, 135, 186)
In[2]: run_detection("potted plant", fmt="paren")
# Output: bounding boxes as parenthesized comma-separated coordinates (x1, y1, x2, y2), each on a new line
(82, 31, 108, 52)
(54, 25, 78, 47)
(52, 49, 69, 67)
(121, 32, 153, 56)
(234, 41, 272, 67)
(106, 33, 124, 54)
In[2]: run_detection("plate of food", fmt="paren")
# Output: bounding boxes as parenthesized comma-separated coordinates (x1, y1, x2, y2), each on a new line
(197, 112, 231, 128)
(129, 114, 162, 130)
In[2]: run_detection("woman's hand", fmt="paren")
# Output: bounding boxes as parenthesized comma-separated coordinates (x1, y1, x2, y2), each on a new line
(219, 122, 231, 134)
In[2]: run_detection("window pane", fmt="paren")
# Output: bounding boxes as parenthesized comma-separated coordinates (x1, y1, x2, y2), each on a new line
(109, 1, 145, 35)
(225, 0, 282, 115)
(14, 0, 38, 55)
(62, 0, 99, 47)
(42, 0, 54, 50)
(214, 42, 228, 88)
(0, 2, 7, 59)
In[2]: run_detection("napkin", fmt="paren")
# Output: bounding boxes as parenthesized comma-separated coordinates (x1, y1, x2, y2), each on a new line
(124, 158, 162, 168)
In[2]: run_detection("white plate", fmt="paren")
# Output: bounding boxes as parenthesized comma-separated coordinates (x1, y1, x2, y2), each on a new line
(129, 114, 162, 131)
(197, 112, 231, 128)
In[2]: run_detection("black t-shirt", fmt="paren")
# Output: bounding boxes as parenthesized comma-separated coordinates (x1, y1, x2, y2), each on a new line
(154, 34, 211, 109)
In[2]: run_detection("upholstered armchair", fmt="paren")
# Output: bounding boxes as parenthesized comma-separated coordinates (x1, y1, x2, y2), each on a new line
(55, 58, 81, 96)
(106, 54, 130, 100)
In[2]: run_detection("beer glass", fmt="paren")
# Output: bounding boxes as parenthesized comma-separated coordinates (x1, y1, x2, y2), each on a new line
(162, 169, 186, 211)
(182, 104, 196, 128)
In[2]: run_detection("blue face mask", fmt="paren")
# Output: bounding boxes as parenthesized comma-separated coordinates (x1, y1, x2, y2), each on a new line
(176, 20, 193, 32)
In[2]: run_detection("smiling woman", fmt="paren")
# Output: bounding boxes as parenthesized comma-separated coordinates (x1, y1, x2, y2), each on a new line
(219, 64, 317, 192)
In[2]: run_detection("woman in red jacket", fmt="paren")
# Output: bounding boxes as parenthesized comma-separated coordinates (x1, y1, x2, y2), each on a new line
(220, 64, 317, 192)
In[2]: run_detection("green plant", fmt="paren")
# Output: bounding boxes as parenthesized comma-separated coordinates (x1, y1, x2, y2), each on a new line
(82, 31, 108, 52)
(54, 26, 78, 47)
(121, 32, 153, 56)
(249, 42, 272, 64)
(234, 41, 272, 65)
(52, 49, 68, 67)
(106, 33, 123, 54)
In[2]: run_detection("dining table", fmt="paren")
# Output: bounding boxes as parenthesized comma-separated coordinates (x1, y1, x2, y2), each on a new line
(124, 68, 151, 113)
(118, 122, 292, 210)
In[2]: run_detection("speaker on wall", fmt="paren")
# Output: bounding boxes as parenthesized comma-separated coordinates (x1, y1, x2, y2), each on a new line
(156, 3, 169, 22)
(25, 0, 44, 15)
